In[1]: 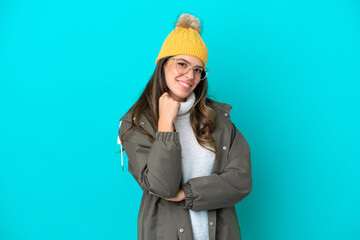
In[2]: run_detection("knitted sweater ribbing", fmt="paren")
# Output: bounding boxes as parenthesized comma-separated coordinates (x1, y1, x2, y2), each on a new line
(174, 91, 215, 240)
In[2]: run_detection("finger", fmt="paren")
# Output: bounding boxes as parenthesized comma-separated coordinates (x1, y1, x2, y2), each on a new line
(164, 197, 176, 201)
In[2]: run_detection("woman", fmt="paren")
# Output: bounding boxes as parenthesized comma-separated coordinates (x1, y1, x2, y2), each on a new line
(117, 13, 252, 240)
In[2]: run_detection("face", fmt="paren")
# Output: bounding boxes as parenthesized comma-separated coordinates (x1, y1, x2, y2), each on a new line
(163, 54, 204, 102)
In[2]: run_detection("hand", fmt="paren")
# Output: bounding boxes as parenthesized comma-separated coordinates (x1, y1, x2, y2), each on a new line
(149, 188, 185, 202)
(158, 92, 180, 132)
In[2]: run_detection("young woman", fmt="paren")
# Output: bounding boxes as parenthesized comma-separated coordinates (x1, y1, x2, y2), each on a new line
(118, 13, 252, 240)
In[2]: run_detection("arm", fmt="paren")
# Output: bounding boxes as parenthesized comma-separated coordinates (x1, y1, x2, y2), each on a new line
(119, 120, 183, 198)
(181, 122, 252, 211)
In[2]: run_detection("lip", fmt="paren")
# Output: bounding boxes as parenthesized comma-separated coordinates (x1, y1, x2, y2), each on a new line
(177, 80, 192, 89)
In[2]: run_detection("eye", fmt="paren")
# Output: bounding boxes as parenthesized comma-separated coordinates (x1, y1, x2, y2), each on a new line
(177, 61, 188, 68)
(195, 68, 203, 74)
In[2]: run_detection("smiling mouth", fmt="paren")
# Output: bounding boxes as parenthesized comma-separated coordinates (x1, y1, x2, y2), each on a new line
(177, 81, 191, 89)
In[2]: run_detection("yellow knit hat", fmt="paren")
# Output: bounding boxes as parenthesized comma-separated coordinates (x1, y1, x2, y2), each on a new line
(155, 13, 208, 68)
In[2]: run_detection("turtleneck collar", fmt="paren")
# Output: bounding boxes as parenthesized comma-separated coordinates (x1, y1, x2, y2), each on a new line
(176, 91, 196, 119)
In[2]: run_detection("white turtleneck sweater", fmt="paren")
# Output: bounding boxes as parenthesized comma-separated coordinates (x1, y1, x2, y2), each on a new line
(174, 91, 215, 240)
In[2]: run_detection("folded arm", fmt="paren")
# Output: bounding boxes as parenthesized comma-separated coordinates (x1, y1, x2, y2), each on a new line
(181, 123, 252, 211)
(119, 120, 183, 198)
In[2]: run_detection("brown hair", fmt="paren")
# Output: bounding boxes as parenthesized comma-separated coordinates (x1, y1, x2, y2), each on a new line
(119, 56, 218, 160)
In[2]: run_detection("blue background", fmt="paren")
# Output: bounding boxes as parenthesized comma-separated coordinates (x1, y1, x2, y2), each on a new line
(1, 0, 359, 239)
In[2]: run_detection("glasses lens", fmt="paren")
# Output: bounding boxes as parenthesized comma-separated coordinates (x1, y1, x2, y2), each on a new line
(200, 70, 208, 80)
(175, 59, 188, 74)
(174, 58, 208, 80)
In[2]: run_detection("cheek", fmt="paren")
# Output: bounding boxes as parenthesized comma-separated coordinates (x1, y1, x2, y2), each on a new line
(165, 70, 180, 82)
(164, 66, 175, 79)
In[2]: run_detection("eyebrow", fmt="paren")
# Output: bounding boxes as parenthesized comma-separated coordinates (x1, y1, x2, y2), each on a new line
(178, 58, 204, 68)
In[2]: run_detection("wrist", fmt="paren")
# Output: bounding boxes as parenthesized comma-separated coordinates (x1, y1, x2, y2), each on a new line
(180, 188, 185, 201)
(158, 119, 174, 132)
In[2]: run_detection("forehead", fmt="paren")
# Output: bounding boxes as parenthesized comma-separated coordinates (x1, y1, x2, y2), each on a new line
(174, 55, 204, 67)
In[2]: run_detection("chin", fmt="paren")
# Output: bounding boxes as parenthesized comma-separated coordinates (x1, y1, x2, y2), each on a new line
(171, 93, 186, 102)
(179, 92, 190, 99)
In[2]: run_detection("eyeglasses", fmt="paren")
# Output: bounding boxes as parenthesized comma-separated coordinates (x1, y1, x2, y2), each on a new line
(167, 57, 209, 81)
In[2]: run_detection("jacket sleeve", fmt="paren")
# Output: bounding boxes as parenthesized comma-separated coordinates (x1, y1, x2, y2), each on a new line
(119, 120, 183, 198)
(181, 122, 252, 212)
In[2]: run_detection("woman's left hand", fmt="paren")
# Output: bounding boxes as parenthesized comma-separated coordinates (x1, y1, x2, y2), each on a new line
(149, 188, 185, 202)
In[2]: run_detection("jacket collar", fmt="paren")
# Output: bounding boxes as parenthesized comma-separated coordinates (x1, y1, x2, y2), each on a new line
(206, 98, 233, 115)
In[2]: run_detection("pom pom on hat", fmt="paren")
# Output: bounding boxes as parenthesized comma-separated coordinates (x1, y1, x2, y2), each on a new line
(175, 13, 201, 33)
(155, 13, 208, 68)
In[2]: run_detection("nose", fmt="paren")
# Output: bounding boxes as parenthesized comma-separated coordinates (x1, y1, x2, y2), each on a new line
(184, 68, 195, 79)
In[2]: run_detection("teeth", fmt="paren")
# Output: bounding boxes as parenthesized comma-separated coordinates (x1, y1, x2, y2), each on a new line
(178, 81, 190, 88)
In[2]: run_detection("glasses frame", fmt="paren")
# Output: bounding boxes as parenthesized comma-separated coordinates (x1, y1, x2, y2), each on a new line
(167, 57, 210, 81)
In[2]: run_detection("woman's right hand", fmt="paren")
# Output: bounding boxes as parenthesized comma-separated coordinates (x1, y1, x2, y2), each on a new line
(158, 92, 180, 132)
(149, 189, 185, 202)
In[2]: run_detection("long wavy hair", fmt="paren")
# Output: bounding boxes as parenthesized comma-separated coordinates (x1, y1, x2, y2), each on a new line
(119, 56, 218, 160)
